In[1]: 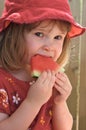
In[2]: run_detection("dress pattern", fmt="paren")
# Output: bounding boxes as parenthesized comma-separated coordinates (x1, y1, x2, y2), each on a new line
(0, 89, 9, 108)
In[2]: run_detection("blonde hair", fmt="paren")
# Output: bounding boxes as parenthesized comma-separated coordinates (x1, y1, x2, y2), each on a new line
(0, 20, 71, 71)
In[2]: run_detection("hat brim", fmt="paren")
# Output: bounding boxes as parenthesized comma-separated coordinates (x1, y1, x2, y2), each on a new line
(0, 8, 85, 38)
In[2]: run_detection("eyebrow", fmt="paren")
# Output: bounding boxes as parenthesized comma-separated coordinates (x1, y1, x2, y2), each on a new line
(34, 26, 67, 36)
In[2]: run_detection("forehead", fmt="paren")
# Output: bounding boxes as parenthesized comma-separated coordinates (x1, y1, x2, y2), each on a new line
(34, 20, 70, 32)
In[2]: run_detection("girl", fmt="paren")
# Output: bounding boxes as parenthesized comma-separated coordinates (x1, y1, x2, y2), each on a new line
(0, 0, 85, 130)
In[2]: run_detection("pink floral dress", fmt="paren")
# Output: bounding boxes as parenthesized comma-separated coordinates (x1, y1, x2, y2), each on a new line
(0, 67, 53, 130)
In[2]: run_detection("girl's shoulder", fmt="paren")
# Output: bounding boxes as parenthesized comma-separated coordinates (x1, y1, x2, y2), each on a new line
(0, 67, 13, 83)
(0, 67, 14, 91)
(0, 67, 8, 81)
(0, 67, 28, 84)
(0, 67, 28, 90)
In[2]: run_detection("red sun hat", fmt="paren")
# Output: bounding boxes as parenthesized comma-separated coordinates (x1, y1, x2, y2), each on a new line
(0, 0, 85, 38)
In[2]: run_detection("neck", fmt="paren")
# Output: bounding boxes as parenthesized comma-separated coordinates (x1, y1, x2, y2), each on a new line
(10, 68, 32, 82)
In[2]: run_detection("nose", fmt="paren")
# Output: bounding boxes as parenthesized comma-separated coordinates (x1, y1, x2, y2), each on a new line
(43, 46, 51, 51)
(43, 42, 55, 52)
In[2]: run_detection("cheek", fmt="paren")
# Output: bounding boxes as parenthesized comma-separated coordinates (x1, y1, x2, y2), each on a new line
(26, 43, 41, 63)
(58, 46, 63, 55)
(55, 45, 63, 60)
(58, 42, 64, 55)
(28, 43, 39, 55)
(57, 49, 62, 58)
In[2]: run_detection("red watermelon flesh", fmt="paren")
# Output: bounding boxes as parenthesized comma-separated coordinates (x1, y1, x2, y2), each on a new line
(30, 54, 60, 77)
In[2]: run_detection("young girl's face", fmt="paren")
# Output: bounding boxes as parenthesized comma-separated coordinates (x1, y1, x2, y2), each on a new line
(24, 20, 67, 64)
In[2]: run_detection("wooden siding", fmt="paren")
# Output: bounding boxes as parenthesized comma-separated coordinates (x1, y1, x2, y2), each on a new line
(67, 1, 86, 130)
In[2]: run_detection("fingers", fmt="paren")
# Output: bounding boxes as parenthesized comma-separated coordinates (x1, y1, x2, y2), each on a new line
(37, 70, 56, 88)
(48, 71, 56, 87)
(55, 73, 67, 91)
(37, 71, 48, 83)
(55, 72, 72, 95)
(43, 70, 56, 87)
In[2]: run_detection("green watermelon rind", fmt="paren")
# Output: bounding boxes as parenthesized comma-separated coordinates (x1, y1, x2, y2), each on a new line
(31, 70, 41, 77)
(59, 67, 65, 73)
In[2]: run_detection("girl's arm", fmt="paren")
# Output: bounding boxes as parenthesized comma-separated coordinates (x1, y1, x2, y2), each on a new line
(0, 70, 55, 130)
(0, 99, 41, 130)
(52, 72, 73, 130)
(52, 101, 73, 130)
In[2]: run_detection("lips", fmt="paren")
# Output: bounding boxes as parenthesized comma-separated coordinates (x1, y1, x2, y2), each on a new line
(36, 52, 54, 59)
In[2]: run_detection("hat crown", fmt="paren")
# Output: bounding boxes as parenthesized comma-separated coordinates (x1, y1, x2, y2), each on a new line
(5, 0, 72, 15)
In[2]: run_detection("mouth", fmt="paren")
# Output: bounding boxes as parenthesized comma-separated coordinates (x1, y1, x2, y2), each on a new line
(35, 52, 54, 59)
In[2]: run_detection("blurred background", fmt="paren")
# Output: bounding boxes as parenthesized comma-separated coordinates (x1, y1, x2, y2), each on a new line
(0, 0, 86, 130)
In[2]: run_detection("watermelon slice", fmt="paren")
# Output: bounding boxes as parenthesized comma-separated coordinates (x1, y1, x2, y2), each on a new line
(30, 54, 60, 77)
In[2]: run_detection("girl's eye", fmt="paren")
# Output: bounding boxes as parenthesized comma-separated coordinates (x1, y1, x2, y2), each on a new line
(54, 35, 62, 40)
(35, 32, 44, 37)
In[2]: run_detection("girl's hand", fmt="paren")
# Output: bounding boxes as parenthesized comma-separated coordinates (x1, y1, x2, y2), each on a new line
(53, 72, 72, 104)
(26, 70, 56, 107)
